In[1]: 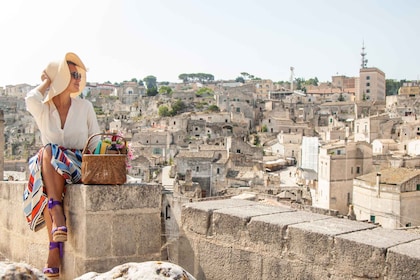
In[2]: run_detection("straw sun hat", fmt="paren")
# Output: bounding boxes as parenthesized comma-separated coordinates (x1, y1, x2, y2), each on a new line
(43, 52, 87, 103)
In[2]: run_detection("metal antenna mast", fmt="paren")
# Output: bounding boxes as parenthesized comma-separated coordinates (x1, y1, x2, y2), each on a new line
(361, 41, 368, 68)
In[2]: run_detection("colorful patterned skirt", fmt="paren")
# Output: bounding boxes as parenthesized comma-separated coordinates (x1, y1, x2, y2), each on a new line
(23, 144, 83, 232)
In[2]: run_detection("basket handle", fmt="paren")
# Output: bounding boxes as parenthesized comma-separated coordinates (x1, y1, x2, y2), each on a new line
(82, 133, 127, 155)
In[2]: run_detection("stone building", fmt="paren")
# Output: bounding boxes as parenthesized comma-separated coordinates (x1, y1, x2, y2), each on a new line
(353, 168, 420, 229)
(354, 114, 396, 143)
(174, 146, 228, 196)
(314, 140, 373, 215)
(133, 129, 173, 165)
(356, 67, 386, 102)
(371, 139, 399, 155)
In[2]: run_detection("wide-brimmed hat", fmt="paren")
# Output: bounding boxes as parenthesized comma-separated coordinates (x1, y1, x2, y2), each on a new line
(43, 52, 87, 103)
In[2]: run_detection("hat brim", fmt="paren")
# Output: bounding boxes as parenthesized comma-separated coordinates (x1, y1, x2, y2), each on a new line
(43, 52, 87, 103)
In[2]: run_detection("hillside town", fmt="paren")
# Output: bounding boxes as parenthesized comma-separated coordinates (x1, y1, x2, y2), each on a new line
(1, 48, 420, 231)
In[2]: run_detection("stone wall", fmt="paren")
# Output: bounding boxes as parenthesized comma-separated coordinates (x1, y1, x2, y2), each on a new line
(2, 180, 420, 279)
(180, 198, 420, 280)
(0, 181, 162, 279)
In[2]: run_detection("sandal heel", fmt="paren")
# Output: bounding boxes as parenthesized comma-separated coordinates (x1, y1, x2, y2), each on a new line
(43, 241, 63, 279)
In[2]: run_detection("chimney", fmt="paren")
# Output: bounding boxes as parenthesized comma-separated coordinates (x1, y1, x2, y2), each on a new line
(376, 172, 381, 197)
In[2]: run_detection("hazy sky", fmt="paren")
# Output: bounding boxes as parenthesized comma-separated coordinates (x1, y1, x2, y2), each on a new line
(1, 0, 419, 86)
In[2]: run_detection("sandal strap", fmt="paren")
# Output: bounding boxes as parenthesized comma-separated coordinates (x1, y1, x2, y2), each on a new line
(48, 198, 62, 210)
(49, 241, 63, 258)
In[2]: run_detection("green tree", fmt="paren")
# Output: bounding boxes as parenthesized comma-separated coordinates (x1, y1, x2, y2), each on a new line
(131, 78, 138, 83)
(261, 125, 268, 132)
(178, 73, 189, 83)
(386, 79, 405, 96)
(158, 105, 171, 117)
(236, 76, 245, 83)
(196, 87, 214, 96)
(143, 75, 157, 89)
(147, 87, 158, 96)
(207, 105, 220, 112)
(170, 100, 185, 115)
(253, 135, 260, 146)
(159, 86, 172, 95)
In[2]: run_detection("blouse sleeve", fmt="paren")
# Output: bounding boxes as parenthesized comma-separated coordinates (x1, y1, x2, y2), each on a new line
(25, 89, 44, 119)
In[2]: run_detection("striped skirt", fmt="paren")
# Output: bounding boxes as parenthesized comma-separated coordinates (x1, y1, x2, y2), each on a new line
(23, 144, 83, 232)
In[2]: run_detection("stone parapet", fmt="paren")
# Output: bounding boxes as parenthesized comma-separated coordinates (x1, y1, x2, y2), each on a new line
(0, 181, 162, 279)
(180, 199, 420, 280)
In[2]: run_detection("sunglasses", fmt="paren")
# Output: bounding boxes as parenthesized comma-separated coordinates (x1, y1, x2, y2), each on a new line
(70, 71, 82, 80)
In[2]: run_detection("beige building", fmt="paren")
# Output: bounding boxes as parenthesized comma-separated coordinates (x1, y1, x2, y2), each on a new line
(354, 114, 395, 143)
(398, 81, 420, 96)
(356, 67, 386, 102)
(314, 140, 373, 215)
(353, 168, 420, 229)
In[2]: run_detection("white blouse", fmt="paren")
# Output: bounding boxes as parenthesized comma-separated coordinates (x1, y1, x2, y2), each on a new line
(25, 89, 100, 152)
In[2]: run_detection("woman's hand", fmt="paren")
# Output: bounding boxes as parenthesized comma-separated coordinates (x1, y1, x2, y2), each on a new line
(41, 71, 51, 87)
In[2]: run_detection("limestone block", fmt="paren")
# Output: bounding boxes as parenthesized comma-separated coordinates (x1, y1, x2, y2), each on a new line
(68, 184, 161, 212)
(387, 239, 420, 280)
(248, 210, 329, 252)
(212, 203, 291, 244)
(334, 227, 420, 279)
(182, 199, 255, 236)
(112, 212, 161, 257)
(287, 218, 377, 266)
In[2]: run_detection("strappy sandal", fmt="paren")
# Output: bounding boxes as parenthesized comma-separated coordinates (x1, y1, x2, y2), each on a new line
(48, 198, 68, 242)
(43, 241, 63, 279)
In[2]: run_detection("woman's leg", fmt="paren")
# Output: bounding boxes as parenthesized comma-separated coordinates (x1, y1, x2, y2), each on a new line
(41, 145, 66, 269)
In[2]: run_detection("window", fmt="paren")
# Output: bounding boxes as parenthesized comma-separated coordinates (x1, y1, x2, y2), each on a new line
(366, 83, 370, 87)
(366, 76, 370, 80)
(236, 107, 240, 113)
(370, 215, 375, 223)
(356, 166, 361, 174)
(417, 184, 420, 191)
(236, 149, 241, 153)
(196, 166, 199, 172)
(217, 168, 220, 174)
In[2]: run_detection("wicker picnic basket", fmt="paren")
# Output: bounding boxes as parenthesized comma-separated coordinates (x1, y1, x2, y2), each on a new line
(81, 133, 127, 185)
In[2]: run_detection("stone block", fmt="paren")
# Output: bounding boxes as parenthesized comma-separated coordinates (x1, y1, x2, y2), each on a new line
(287, 218, 377, 265)
(84, 212, 113, 258)
(182, 199, 255, 236)
(387, 239, 420, 280)
(334, 227, 420, 278)
(212, 203, 291, 243)
(67, 184, 161, 212)
(112, 212, 161, 257)
(248, 210, 329, 251)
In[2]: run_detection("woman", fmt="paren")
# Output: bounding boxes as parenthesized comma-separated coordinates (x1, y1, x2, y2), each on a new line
(23, 52, 100, 278)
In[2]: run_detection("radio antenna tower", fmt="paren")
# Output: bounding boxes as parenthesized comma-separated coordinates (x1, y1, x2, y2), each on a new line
(361, 41, 368, 68)
(290, 66, 295, 91)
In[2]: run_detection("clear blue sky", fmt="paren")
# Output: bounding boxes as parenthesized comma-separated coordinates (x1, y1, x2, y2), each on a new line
(0, 0, 419, 86)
